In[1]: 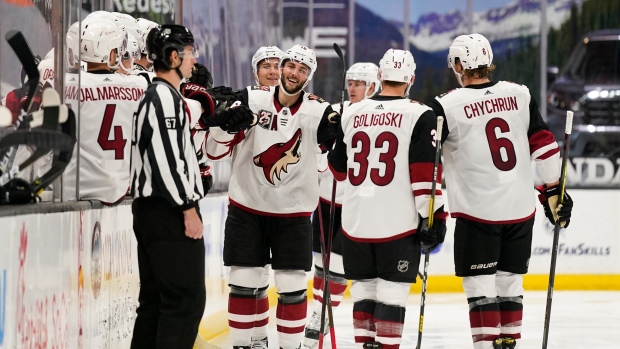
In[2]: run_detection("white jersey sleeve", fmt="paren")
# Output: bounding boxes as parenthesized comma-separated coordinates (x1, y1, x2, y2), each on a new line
(62, 72, 147, 204)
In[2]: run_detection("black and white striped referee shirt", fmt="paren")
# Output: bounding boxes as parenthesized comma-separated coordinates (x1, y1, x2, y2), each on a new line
(130, 77, 204, 210)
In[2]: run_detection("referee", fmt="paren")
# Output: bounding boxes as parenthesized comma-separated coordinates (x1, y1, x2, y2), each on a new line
(129, 24, 205, 349)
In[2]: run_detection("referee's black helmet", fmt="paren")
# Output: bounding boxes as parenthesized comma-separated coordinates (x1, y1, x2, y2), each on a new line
(146, 24, 194, 69)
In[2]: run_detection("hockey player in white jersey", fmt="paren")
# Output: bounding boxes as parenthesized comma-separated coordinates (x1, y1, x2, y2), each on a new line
(62, 18, 147, 204)
(328, 49, 447, 349)
(304, 62, 379, 349)
(136, 18, 158, 72)
(252, 45, 284, 86)
(427, 34, 574, 349)
(206, 44, 339, 349)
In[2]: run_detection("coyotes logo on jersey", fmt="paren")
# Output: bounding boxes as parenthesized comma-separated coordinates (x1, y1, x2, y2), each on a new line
(253, 128, 302, 185)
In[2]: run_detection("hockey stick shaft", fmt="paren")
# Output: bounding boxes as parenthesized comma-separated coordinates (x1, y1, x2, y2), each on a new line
(0, 31, 41, 175)
(541, 111, 573, 349)
(318, 43, 348, 349)
(416, 116, 444, 349)
(6, 31, 39, 113)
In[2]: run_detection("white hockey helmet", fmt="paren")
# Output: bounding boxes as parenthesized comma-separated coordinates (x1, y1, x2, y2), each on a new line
(252, 46, 284, 74)
(379, 49, 416, 83)
(111, 12, 142, 50)
(346, 62, 380, 98)
(280, 44, 317, 81)
(80, 18, 127, 69)
(137, 18, 159, 56)
(447, 33, 493, 70)
(65, 21, 81, 67)
(85, 10, 115, 22)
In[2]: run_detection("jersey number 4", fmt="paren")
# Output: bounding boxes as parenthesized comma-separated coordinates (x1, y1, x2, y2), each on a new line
(349, 131, 398, 186)
(98, 104, 127, 160)
(486, 118, 516, 171)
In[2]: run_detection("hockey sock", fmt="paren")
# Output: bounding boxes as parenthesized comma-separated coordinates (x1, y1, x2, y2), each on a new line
(228, 288, 258, 347)
(498, 296, 522, 341)
(251, 286, 270, 343)
(468, 296, 501, 349)
(312, 266, 348, 312)
(276, 290, 307, 349)
(374, 302, 405, 349)
(353, 299, 377, 344)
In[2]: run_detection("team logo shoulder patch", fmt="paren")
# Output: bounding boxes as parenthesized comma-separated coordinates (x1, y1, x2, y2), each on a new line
(439, 88, 457, 98)
(307, 94, 326, 103)
(251, 85, 270, 91)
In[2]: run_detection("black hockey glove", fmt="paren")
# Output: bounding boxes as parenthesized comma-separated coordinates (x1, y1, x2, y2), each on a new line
(0, 178, 36, 205)
(418, 210, 447, 253)
(327, 110, 341, 140)
(536, 184, 573, 228)
(218, 101, 257, 134)
(199, 163, 213, 194)
(208, 86, 239, 104)
(189, 63, 213, 89)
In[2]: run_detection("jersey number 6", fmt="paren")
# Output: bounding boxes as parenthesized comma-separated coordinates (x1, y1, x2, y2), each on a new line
(98, 104, 127, 160)
(485, 118, 516, 171)
(349, 131, 398, 186)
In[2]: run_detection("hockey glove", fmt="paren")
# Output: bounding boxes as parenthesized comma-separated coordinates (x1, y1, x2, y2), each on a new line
(208, 86, 239, 104)
(0, 178, 36, 205)
(536, 184, 573, 228)
(418, 209, 447, 253)
(199, 163, 213, 194)
(181, 83, 216, 119)
(189, 63, 213, 89)
(218, 101, 257, 134)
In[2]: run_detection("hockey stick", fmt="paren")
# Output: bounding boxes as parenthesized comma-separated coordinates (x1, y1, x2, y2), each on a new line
(415, 116, 444, 349)
(541, 111, 573, 349)
(0, 31, 41, 175)
(317, 42, 347, 349)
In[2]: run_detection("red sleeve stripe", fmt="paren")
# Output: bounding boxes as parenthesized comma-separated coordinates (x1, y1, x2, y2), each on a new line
(329, 162, 347, 181)
(536, 147, 560, 160)
(529, 130, 558, 155)
(410, 163, 442, 184)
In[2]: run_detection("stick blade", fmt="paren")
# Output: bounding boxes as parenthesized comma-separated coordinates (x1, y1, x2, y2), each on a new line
(5, 30, 39, 82)
(333, 43, 344, 61)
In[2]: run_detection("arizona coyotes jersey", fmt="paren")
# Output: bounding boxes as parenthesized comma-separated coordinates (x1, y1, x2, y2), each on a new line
(429, 81, 560, 223)
(329, 96, 445, 242)
(206, 86, 335, 216)
(63, 71, 147, 203)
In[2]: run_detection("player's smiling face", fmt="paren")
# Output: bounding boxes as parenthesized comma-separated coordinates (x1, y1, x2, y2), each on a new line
(257, 58, 280, 86)
(280, 60, 309, 94)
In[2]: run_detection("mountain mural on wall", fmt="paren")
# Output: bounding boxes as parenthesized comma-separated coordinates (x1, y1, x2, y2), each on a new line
(396, 0, 583, 53)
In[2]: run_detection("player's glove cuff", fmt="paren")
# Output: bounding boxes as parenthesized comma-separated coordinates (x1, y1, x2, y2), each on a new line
(536, 184, 573, 228)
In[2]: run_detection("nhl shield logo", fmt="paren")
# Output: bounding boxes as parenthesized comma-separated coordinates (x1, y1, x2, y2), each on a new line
(397, 260, 409, 273)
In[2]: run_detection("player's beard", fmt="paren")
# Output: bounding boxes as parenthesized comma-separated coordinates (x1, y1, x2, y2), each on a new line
(280, 73, 305, 95)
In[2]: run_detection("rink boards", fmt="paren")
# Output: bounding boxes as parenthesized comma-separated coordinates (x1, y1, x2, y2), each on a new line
(0, 189, 618, 348)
